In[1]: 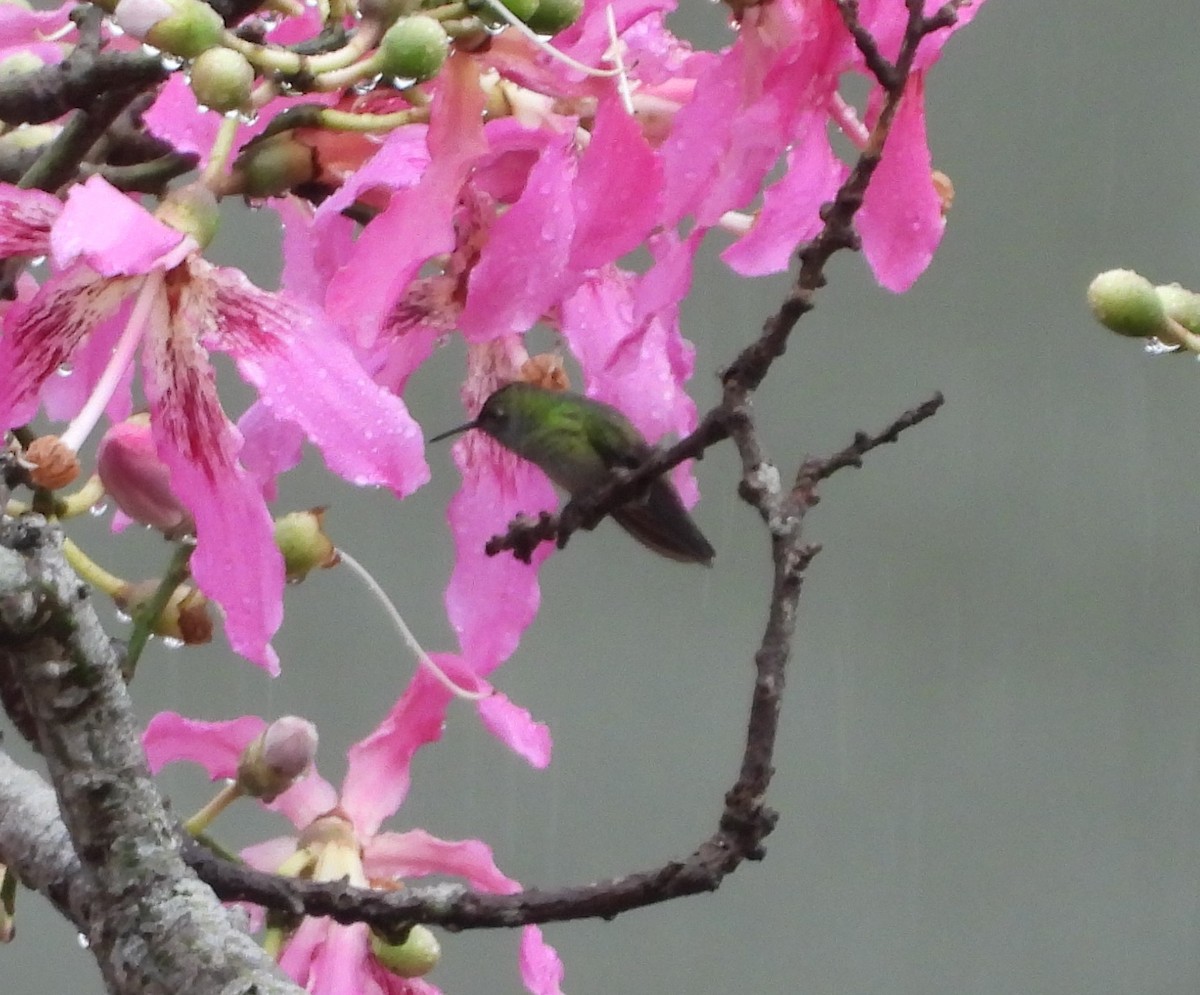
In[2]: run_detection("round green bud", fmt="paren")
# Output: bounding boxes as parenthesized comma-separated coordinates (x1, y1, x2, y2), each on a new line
(370, 925, 441, 978)
(189, 47, 255, 113)
(231, 132, 316, 199)
(274, 508, 339, 582)
(377, 15, 450, 84)
(1154, 282, 1200, 338)
(115, 0, 224, 59)
(524, 0, 582, 35)
(1087, 269, 1166, 339)
(156, 182, 220, 250)
(472, 0, 540, 27)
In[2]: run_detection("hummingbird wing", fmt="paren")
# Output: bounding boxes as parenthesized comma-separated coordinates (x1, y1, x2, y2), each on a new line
(583, 408, 715, 566)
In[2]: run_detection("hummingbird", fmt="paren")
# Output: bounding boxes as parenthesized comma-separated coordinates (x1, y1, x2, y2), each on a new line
(429, 382, 715, 565)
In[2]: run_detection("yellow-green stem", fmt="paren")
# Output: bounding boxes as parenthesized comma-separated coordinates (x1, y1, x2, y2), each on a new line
(63, 537, 126, 598)
(184, 781, 244, 836)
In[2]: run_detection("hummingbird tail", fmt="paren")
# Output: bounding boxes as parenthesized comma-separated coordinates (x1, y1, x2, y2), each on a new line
(610, 480, 716, 566)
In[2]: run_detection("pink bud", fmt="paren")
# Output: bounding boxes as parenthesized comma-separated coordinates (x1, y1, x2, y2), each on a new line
(237, 716, 319, 801)
(97, 416, 193, 537)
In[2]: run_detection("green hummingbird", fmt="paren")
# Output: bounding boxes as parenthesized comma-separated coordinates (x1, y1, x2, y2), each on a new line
(429, 382, 715, 565)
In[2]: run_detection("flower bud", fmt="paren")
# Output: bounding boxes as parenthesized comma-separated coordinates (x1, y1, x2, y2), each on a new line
(114, 0, 224, 59)
(1087, 269, 1166, 339)
(97, 416, 194, 537)
(274, 508, 339, 583)
(525, 0, 581, 35)
(156, 182, 220, 250)
(371, 924, 441, 978)
(236, 716, 318, 801)
(230, 131, 317, 199)
(115, 580, 213, 645)
(24, 435, 79, 490)
(377, 15, 450, 84)
(189, 47, 255, 113)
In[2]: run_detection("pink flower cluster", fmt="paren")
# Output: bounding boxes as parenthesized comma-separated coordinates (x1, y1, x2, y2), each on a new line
(0, 0, 985, 990)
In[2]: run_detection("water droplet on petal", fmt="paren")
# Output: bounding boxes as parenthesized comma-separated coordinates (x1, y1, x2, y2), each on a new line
(56, 362, 74, 377)
(89, 501, 109, 517)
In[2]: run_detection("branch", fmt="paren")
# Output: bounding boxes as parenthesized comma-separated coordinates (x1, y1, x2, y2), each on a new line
(184, 393, 942, 931)
(0, 750, 93, 934)
(0, 515, 304, 995)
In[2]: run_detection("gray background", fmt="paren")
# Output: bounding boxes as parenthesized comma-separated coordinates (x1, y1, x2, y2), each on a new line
(10, 2, 1200, 993)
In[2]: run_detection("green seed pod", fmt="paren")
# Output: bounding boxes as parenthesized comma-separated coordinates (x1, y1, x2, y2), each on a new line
(471, 0, 540, 27)
(370, 925, 441, 978)
(189, 47, 255, 113)
(377, 14, 450, 84)
(524, 0, 582, 35)
(230, 131, 317, 199)
(1087, 269, 1166, 339)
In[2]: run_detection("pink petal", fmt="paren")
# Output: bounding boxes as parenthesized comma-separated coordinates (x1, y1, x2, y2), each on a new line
(568, 97, 662, 272)
(278, 916, 330, 986)
(200, 261, 429, 499)
(141, 712, 265, 777)
(278, 196, 354, 309)
(51, 176, 188, 276)
(235, 401, 304, 500)
(0, 183, 59, 256)
(458, 137, 577, 342)
(307, 921, 375, 995)
(857, 74, 944, 292)
(340, 667, 454, 837)
(325, 55, 485, 347)
(40, 302, 135, 424)
(722, 118, 847, 276)
(141, 284, 284, 673)
(364, 828, 519, 894)
(519, 926, 566, 995)
(478, 692, 553, 769)
(269, 768, 341, 830)
(241, 835, 301, 873)
(444, 434, 557, 671)
(0, 265, 132, 427)
(142, 74, 222, 160)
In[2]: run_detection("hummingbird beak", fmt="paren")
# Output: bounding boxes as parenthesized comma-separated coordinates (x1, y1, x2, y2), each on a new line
(427, 419, 478, 444)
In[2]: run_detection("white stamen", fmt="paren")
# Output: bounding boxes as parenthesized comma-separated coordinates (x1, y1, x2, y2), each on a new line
(335, 549, 492, 701)
(60, 270, 164, 454)
(477, 0, 621, 79)
(603, 4, 634, 115)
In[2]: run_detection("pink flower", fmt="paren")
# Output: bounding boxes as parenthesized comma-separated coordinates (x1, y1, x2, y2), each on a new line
(0, 177, 428, 672)
(144, 689, 564, 995)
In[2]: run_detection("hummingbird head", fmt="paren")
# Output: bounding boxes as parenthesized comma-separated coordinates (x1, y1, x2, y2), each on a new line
(427, 382, 543, 448)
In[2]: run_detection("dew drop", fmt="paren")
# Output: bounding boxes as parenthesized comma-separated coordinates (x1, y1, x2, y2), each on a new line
(161, 636, 184, 650)
(77, 933, 90, 949)
(1145, 337, 1179, 356)
(56, 361, 74, 376)
(88, 501, 109, 517)
(352, 74, 382, 96)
